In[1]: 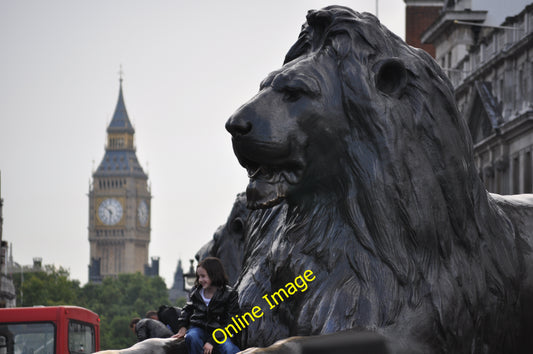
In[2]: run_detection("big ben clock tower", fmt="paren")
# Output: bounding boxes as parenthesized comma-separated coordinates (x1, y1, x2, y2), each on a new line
(88, 77, 152, 282)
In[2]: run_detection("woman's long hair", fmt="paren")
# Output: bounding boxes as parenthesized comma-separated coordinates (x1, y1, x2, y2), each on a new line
(196, 257, 229, 288)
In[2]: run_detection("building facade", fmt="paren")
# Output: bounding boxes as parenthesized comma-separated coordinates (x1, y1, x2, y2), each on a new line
(421, 0, 533, 194)
(0, 177, 16, 308)
(0, 241, 15, 308)
(404, 0, 444, 58)
(88, 78, 153, 282)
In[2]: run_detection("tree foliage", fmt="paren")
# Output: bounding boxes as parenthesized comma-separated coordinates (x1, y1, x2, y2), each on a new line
(174, 296, 187, 308)
(12, 267, 173, 350)
(12, 265, 80, 307)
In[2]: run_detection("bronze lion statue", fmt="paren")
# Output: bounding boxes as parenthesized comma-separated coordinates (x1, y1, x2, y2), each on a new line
(225, 6, 533, 353)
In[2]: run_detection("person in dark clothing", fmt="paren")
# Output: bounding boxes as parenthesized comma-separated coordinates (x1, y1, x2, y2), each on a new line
(145, 310, 159, 320)
(173, 257, 240, 354)
(129, 317, 173, 342)
(157, 305, 182, 333)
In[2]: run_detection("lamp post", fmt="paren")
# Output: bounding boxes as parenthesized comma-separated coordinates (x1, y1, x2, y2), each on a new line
(183, 259, 196, 292)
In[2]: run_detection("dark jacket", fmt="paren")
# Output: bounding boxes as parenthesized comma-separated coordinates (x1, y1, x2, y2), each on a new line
(177, 285, 240, 345)
(158, 305, 183, 333)
(135, 318, 173, 341)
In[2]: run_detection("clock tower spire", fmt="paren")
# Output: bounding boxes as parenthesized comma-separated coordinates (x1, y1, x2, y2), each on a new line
(88, 76, 152, 282)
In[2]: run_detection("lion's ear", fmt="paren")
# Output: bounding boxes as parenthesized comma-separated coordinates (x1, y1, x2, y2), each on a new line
(374, 58, 407, 98)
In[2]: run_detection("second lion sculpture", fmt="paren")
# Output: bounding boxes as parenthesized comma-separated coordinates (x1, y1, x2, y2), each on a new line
(225, 6, 533, 353)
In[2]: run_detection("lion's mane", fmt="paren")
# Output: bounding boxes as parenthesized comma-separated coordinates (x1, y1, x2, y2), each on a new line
(233, 6, 527, 353)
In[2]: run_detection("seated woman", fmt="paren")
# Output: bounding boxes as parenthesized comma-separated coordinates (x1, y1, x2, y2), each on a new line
(172, 257, 240, 354)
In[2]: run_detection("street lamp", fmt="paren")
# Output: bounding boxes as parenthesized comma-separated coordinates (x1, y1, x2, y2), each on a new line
(183, 259, 196, 292)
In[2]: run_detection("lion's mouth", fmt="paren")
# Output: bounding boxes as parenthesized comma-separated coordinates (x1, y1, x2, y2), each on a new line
(230, 137, 306, 209)
(244, 163, 303, 209)
(247, 165, 301, 184)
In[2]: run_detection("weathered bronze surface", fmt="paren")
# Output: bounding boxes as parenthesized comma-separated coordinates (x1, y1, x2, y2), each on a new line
(225, 6, 533, 353)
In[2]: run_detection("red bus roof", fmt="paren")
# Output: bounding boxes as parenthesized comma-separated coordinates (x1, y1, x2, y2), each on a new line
(0, 306, 100, 324)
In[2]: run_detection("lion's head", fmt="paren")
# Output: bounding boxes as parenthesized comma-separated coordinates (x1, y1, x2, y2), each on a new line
(226, 6, 525, 353)
(226, 7, 470, 213)
(226, 38, 348, 210)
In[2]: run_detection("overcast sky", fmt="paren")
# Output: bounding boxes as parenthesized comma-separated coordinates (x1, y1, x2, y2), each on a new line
(0, 0, 406, 287)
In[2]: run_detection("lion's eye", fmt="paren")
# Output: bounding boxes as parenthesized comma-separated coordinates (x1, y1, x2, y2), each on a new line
(230, 218, 243, 233)
(283, 89, 303, 102)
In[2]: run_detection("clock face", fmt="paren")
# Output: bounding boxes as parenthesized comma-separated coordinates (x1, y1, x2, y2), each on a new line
(138, 200, 149, 227)
(98, 198, 123, 225)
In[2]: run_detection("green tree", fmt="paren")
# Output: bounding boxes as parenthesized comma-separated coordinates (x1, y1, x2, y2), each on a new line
(12, 265, 81, 307)
(78, 273, 171, 350)
(174, 296, 187, 307)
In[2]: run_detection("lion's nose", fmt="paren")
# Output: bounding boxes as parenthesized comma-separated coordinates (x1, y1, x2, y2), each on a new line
(226, 111, 252, 137)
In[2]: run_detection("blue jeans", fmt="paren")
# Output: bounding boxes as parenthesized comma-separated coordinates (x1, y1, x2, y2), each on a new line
(185, 326, 240, 354)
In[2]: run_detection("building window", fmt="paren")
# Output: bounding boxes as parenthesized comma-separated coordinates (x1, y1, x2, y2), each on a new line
(521, 66, 528, 105)
(518, 68, 524, 101)
(505, 28, 512, 45)
(498, 32, 504, 51)
(513, 156, 520, 194)
(525, 151, 532, 193)
(530, 62, 533, 99)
